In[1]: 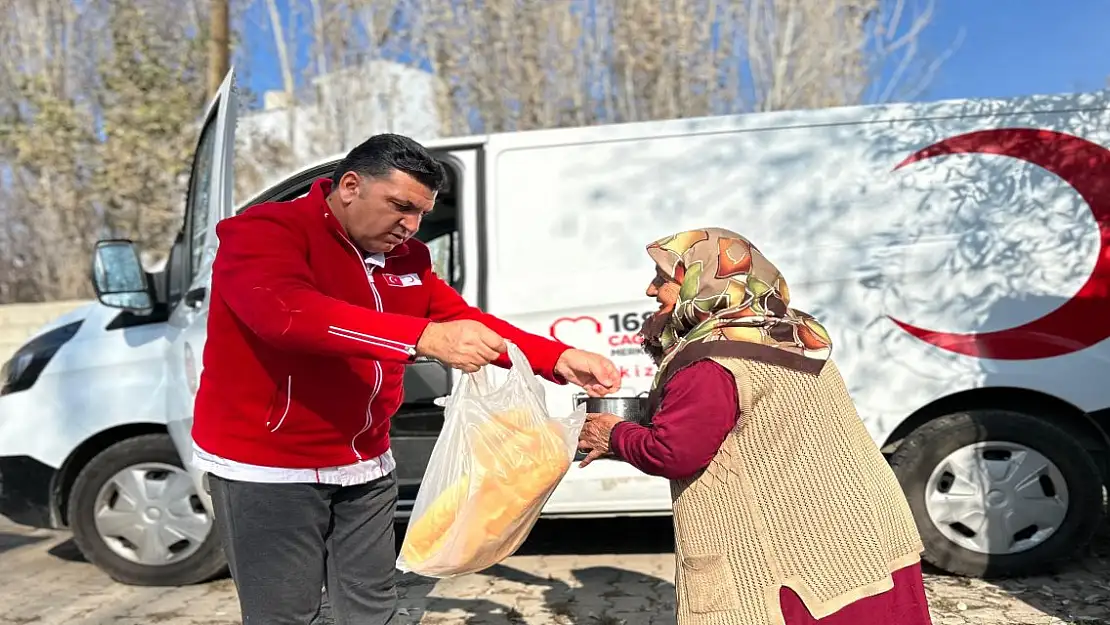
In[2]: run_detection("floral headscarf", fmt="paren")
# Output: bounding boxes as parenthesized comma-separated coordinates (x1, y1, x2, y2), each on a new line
(646, 227, 833, 388)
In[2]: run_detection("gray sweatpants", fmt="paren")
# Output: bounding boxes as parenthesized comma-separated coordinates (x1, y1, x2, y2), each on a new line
(208, 472, 399, 625)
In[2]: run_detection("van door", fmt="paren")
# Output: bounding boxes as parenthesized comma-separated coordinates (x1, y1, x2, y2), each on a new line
(481, 131, 673, 517)
(162, 69, 240, 510)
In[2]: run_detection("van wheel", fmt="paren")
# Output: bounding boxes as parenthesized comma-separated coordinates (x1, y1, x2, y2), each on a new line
(889, 410, 1104, 578)
(68, 433, 227, 586)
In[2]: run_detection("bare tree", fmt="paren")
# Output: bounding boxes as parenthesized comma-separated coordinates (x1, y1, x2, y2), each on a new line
(237, 0, 430, 173)
(0, 0, 102, 301)
(240, 0, 949, 181)
(264, 0, 299, 147)
(0, 0, 950, 303)
(303, 0, 414, 154)
(94, 0, 210, 258)
(208, 0, 232, 99)
(0, 0, 212, 302)
(412, 0, 949, 135)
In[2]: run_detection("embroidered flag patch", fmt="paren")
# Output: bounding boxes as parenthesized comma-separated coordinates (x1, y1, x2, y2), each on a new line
(381, 273, 422, 287)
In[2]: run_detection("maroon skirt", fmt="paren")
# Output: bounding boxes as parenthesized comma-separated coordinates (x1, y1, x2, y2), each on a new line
(779, 563, 933, 625)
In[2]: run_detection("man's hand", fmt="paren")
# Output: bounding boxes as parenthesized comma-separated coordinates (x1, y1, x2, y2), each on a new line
(554, 349, 622, 397)
(416, 320, 507, 373)
(577, 412, 624, 468)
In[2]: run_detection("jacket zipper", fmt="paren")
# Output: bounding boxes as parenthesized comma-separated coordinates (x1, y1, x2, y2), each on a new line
(341, 237, 384, 462)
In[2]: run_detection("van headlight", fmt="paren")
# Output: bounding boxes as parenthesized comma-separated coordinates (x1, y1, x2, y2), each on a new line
(0, 319, 83, 396)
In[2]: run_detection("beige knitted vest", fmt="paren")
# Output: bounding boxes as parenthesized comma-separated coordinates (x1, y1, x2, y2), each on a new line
(670, 357, 924, 625)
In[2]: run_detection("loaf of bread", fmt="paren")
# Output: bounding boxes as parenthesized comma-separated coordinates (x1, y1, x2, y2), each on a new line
(400, 407, 571, 576)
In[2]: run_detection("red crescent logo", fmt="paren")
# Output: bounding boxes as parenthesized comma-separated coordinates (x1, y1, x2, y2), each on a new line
(888, 128, 1110, 360)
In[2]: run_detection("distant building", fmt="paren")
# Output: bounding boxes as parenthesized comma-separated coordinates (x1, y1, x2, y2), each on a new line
(238, 60, 442, 171)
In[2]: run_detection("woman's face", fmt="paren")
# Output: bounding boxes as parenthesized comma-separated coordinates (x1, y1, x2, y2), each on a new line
(646, 268, 680, 315)
(641, 268, 681, 363)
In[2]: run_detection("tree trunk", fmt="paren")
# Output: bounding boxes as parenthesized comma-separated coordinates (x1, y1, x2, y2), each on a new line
(207, 0, 229, 99)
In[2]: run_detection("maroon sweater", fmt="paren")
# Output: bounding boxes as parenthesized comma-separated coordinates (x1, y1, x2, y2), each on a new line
(610, 360, 739, 481)
(608, 359, 933, 625)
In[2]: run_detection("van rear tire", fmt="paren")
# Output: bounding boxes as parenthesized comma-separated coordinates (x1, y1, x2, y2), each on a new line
(68, 433, 227, 586)
(889, 410, 1103, 579)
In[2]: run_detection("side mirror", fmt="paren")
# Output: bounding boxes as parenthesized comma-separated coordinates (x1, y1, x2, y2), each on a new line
(92, 240, 153, 313)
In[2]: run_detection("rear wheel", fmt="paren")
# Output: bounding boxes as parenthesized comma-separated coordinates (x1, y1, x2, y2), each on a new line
(68, 433, 226, 586)
(889, 410, 1104, 578)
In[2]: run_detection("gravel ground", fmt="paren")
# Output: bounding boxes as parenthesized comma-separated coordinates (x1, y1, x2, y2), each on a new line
(1, 516, 1107, 624)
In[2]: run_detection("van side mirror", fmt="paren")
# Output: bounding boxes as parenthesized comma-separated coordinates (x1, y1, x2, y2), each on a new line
(91, 239, 153, 313)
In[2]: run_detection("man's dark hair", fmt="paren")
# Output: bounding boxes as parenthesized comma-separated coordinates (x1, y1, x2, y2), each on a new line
(331, 133, 448, 193)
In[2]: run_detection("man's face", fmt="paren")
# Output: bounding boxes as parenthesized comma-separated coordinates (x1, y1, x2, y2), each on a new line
(640, 268, 681, 365)
(333, 170, 436, 253)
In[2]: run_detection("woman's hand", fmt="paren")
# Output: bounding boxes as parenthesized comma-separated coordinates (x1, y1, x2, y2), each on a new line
(577, 412, 624, 468)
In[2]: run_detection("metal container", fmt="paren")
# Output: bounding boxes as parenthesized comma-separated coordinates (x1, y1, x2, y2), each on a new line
(571, 394, 654, 462)
(577, 395, 653, 426)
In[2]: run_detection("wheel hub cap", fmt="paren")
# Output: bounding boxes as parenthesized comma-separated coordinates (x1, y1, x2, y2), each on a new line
(92, 462, 212, 566)
(925, 441, 1069, 556)
(985, 489, 1007, 507)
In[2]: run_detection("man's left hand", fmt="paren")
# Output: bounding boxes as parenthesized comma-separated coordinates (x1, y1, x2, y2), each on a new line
(554, 349, 622, 397)
(577, 412, 624, 468)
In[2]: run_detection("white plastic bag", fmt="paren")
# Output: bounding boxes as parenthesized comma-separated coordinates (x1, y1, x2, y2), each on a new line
(396, 341, 586, 578)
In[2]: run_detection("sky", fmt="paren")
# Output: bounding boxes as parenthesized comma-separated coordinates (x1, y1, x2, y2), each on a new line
(915, 0, 1110, 101)
(238, 1, 1110, 111)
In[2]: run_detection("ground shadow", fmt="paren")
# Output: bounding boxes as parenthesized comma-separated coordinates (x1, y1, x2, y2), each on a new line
(46, 537, 85, 562)
(486, 517, 675, 624)
(383, 517, 676, 625)
(0, 530, 46, 555)
(917, 514, 1110, 624)
(979, 499, 1110, 623)
(510, 516, 675, 556)
(311, 521, 581, 625)
(478, 562, 677, 625)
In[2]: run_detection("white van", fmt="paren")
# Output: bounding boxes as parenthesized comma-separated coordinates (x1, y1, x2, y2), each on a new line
(87, 69, 1108, 581)
(0, 302, 206, 586)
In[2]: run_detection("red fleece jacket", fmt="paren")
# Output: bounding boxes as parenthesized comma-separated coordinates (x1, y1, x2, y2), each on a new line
(191, 178, 571, 469)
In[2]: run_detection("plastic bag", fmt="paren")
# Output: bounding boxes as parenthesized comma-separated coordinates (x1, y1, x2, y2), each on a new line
(396, 341, 586, 578)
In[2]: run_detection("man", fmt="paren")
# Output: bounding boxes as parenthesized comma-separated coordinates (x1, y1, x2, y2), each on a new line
(577, 228, 931, 625)
(191, 133, 620, 624)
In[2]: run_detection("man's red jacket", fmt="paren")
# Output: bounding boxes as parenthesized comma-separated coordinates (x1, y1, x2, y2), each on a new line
(192, 178, 570, 469)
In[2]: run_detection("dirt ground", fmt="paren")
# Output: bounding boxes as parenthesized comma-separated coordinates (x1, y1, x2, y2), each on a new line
(1, 516, 1108, 625)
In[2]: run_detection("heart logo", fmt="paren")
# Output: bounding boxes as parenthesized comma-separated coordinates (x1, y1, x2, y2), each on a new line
(549, 316, 603, 348)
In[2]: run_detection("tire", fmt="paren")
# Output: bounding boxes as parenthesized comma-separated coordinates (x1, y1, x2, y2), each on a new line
(890, 410, 1104, 579)
(68, 433, 227, 586)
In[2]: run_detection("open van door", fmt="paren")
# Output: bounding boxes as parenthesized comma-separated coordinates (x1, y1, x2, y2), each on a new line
(73, 69, 238, 585)
(163, 68, 239, 512)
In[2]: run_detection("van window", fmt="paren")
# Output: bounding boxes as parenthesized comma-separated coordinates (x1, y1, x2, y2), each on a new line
(425, 230, 460, 287)
(164, 232, 187, 307)
(415, 156, 462, 292)
(185, 117, 219, 281)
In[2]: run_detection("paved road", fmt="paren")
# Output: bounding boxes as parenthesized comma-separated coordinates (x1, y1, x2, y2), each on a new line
(1, 516, 1108, 625)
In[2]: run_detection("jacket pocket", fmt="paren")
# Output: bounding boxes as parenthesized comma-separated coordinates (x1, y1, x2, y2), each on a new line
(266, 375, 293, 432)
(680, 553, 740, 614)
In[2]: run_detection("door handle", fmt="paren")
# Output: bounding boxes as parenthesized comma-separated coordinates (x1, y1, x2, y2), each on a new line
(184, 287, 207, 309)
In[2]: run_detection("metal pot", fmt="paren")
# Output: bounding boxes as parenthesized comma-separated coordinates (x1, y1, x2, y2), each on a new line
(577, 394, 653, 426)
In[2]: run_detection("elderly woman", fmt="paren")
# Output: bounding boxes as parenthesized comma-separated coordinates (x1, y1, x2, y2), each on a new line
(577, 228, 932, 625)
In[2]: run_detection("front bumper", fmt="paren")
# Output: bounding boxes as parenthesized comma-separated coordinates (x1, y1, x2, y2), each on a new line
(0, 456, 58, 528)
